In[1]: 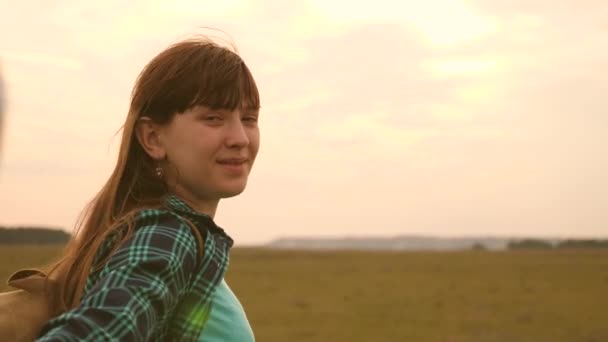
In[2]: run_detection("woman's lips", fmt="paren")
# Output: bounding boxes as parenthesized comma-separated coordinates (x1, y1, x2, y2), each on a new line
(217, 158, 247, 164)
(217, 159, 247, 173)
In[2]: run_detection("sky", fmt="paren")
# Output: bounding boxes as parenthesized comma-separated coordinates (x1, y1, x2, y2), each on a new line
(0, 0, 606, 245)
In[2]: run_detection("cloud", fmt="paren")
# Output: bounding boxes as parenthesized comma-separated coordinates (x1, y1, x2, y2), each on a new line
(0, 50, 84, 70)
(309, 0, 500, 47)
(0, 0, 606, 239)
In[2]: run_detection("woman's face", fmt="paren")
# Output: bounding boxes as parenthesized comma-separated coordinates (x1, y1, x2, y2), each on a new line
(158, 105, 260, 207)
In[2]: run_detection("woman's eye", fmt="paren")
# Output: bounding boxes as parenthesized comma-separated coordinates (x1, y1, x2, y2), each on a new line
(243, 116, 258, 123)
(204, 116, 222, 122)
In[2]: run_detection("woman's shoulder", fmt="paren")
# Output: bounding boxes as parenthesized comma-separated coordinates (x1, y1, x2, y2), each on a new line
(129, 207, 204, 255)
(84, 208, 204, 296)
(91, 208, 200, 268)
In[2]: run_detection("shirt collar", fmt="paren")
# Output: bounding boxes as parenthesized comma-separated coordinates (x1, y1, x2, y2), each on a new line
(162, 193, 234, 246)
(163, 193, 211, 217)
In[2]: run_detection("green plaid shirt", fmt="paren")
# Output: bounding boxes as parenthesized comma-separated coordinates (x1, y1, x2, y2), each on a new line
(37, 194, 234, 341)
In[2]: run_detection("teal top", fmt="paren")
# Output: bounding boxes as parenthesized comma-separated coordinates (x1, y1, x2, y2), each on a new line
(199, 279, 255, 341)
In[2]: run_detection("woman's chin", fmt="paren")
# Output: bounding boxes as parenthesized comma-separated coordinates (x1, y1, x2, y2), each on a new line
(218, 181, 248, 199)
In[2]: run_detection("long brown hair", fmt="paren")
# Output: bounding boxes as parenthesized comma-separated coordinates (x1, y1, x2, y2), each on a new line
(49, 37, 260, 310)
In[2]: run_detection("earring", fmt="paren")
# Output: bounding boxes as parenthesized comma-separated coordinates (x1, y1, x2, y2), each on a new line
(155, 164, 164, 178)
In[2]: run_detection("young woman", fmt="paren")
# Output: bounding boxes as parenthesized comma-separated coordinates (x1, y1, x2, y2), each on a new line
(36, 37, 260, 341)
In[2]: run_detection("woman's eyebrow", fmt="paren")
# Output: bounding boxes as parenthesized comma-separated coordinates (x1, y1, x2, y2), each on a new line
(242, 106, 260, 115)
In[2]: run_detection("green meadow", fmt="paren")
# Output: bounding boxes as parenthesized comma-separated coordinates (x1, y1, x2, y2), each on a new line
(1, 245, 607, 341)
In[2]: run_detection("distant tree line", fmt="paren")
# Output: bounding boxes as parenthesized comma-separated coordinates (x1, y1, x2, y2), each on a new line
(0, 227, 71, 244)
(507, 239, 608, 250)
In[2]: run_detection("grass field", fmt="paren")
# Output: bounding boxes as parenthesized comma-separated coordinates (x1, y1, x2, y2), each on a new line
(1, 245, 607, 341)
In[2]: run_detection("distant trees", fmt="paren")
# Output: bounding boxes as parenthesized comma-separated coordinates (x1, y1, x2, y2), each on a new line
(471, 242, 487, 251)
(555, 239, 608, 249)
(508, 238, 608, 250)
(0, 227, 71, 244)
(507, 239, 554, 250)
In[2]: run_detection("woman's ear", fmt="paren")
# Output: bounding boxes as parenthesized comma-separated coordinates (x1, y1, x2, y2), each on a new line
(135, 117, 166, 160)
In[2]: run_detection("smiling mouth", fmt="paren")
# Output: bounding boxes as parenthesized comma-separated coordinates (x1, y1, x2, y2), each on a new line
(217, 158, 248, 165)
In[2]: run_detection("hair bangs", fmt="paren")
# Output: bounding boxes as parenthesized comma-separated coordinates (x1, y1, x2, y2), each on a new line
(139, 41, 260, 122)
(188, 60, 260, 112)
